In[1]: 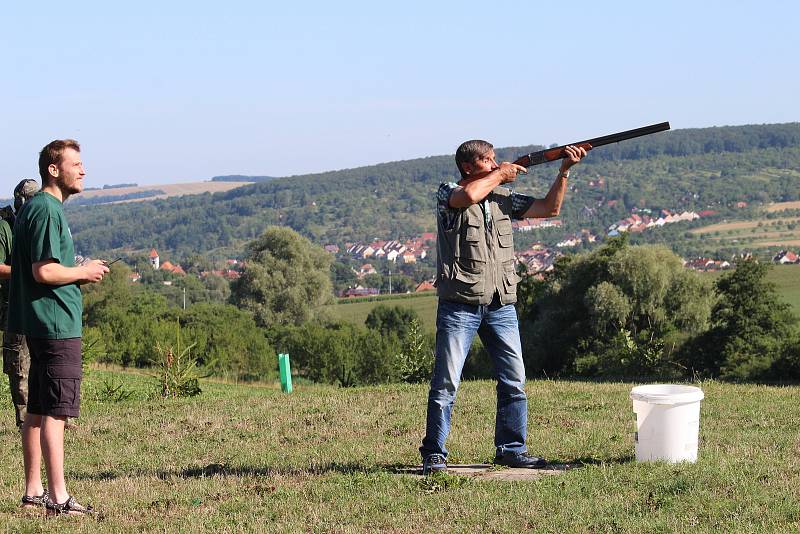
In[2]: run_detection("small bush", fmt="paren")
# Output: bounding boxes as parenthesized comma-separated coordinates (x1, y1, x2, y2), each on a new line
(394, 318, 434, 383)
(156, 321, 203, 398)
(97, 376, 134, 402)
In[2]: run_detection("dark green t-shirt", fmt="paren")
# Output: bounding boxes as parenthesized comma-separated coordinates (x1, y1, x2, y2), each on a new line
(0, 217, 12, 309)
(7, 192, 82, 339)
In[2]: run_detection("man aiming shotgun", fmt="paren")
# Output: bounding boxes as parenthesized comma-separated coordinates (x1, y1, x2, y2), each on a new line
(419, 122, 670, 474)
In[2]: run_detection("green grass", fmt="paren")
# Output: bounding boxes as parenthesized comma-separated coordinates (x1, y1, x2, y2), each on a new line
(767, 264, 800, 313)
(325, 293, 438, 332)
(1, 370, 798, 532)
(701, 264, 800, 315)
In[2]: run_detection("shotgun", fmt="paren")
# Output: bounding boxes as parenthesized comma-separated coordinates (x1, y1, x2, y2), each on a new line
(512, 122, 671, 167)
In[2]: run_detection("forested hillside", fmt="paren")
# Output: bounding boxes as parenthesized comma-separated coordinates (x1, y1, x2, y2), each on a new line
(65, 123, 800, 259)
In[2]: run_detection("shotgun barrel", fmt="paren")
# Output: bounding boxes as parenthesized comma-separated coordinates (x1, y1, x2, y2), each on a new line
(513, 122, 671, 167)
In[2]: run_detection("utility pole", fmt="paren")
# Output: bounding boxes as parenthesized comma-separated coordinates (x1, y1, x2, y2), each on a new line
(183, 287, 186, 310)
(388, 269, 392, 295)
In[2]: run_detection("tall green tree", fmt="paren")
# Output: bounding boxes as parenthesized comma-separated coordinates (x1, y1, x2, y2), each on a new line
(229, 226, 333, 327)
(520, 238, 713, 377)
(682, 258, 798, 380)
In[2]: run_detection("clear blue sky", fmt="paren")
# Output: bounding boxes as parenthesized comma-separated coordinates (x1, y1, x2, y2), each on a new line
(1, 0, 797, 190)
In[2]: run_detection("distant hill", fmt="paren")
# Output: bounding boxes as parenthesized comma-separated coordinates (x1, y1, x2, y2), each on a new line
(64, 123, 800, 259)
(70, 181, 251, 205)
(211, 175, 280, 183)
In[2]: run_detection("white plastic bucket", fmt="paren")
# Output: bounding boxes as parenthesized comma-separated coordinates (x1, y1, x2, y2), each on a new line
(630, 384, 704, 463)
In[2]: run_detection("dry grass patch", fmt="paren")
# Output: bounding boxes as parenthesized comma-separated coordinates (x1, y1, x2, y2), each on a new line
(73, 181, 251, 204)
(766, 200, 800, 212)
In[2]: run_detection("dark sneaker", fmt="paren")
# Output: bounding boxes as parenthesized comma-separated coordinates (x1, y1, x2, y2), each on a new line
(422, 454, 447, 475)
(493, 451, 547, 469)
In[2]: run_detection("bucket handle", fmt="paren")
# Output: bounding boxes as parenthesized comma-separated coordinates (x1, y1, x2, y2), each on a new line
(631, 396, 703, 406)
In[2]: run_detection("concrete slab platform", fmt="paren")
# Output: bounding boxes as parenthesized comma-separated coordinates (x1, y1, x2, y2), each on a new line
(394, 463, 578, 481)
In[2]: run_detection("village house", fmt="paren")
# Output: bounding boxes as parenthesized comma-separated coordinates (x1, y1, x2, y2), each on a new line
(684, 257, 732, 271)
(149, 248, 185, 275)
(608, 208, 701, 236)
(415, 280, 435, 292)
(399, 252, 417, 264)
(556, 236, 582, 248)
(358, 263, 377, 277)
(160, 260, 186, 276)
(512, 218, 563, 232)
(516, 245, 558, 273)
(773, 250, 799, 264)
(342, 286, 380, 298)
(346, 244, 375, 259)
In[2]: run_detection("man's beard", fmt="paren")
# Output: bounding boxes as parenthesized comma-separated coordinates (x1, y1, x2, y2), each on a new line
(60, 178, 82, 200)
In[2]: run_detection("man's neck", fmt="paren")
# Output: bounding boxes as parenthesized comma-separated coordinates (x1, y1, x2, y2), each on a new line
(41, 184, 66, 203)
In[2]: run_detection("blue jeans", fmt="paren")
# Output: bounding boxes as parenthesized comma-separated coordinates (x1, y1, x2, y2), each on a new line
(420, 298, 528, 460)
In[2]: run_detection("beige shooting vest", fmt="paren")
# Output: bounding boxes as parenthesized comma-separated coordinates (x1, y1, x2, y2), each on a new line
(435, 186, 522, 305)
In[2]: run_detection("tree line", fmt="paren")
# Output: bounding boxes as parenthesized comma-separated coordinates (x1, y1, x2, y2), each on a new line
(84, 227, 799, 385)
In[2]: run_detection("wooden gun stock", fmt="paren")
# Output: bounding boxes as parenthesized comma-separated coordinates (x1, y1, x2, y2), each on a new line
(512, 122, 671, 167)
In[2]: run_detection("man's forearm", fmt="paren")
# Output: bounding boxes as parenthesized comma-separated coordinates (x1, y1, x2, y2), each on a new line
(0, 264, 10, 279)
(459, 172, 506, 204)
(524, 170, 569, 218)
(32, 261, 87, 285)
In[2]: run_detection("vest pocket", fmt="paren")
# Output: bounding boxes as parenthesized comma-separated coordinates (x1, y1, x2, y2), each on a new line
(502, 262, 522, 295)
(453, 260, 485, 296)
(497, 217, 513, 248)
(460, 215, 485, 260)
(465, 223, 480, 242)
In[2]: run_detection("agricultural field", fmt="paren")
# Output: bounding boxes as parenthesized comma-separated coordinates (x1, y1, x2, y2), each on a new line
(690, 200, 800, 251)
(690, 216, 800, 248)
(766, 200, 800, 212)
(72, 181, 251, 204)
(0, 370, 797, 532)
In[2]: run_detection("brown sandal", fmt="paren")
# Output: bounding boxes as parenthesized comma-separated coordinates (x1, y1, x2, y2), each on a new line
(20, 490, 49, 509)
(46, 495, 95, 516)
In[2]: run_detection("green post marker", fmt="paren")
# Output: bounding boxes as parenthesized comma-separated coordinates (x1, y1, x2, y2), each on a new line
(278, 353, 293, 393)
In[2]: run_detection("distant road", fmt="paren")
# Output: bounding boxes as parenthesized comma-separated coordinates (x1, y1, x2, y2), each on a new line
(71, 181, 252, 204)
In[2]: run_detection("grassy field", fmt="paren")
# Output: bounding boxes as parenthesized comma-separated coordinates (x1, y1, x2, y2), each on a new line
(699, 264, 800, 314)
(325, 294, 438, 332)
(72, 181, 251, 204)
(327, 265, 800, 330)
(0, 370, 798, 532)
(766, 264, 800, 313)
